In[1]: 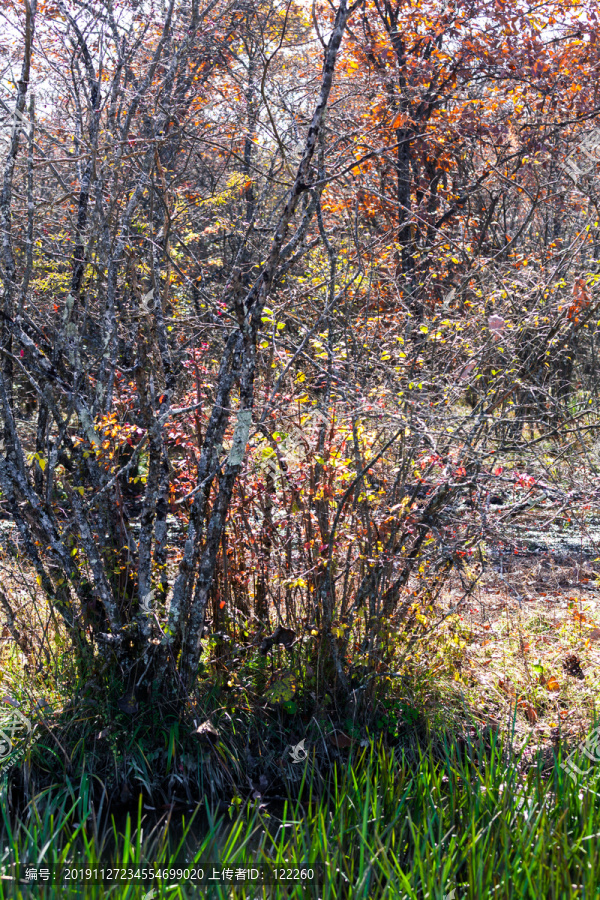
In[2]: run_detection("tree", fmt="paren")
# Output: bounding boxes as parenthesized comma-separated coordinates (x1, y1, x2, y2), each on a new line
(1, 0, 600, 729)
(0, 0, 359, 706)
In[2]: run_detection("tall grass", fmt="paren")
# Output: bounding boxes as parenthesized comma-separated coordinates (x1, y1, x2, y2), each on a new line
(0, 731, 599, 898)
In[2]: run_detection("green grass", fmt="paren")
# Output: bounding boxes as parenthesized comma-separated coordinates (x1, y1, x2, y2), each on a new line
(1, 727, 600, 898)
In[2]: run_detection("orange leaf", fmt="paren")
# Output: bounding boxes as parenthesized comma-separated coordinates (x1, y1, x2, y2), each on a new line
(545, 676, 560, 692)
(498, 678, 515, 696)
(518, 700, 538, 724)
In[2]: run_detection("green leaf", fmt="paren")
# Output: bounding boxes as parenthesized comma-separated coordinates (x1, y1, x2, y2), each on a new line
(264, 672, 296, 705)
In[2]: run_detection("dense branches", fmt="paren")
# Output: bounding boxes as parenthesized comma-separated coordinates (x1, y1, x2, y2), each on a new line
(1, 0, 600, 710)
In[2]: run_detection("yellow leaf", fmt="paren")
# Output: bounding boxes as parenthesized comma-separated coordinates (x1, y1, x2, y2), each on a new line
(264, 672, 296, 705)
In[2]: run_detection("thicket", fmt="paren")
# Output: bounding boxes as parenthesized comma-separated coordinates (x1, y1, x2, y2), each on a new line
(0, 0, 600, 800)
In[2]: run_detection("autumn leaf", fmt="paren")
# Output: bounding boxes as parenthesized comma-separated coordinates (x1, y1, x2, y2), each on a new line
(562, 654, 584, 679)
(498, 678, 516, 697)
(265, 672, 296, 705)
(518, 700, 538, 724)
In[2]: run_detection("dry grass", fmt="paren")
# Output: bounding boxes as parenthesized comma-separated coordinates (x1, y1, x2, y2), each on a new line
(408, 558, 600, 751)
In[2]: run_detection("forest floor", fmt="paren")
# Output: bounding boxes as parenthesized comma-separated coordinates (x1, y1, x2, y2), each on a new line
(429, 549, 600, 755)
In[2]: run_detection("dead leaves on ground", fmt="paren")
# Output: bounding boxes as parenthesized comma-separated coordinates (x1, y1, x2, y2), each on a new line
(562, 653, 584, 680)
(544, 676, 560, 691)
(498, 678, 516, 698)
(498, 680, 538, 724)
(518, 699, 538, 724)
(439, 591, 600, 746)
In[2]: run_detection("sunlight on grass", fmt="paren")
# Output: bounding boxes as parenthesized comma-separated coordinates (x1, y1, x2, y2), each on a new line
(0, 733, 599, 898)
